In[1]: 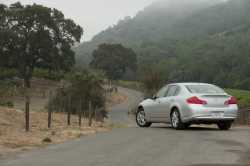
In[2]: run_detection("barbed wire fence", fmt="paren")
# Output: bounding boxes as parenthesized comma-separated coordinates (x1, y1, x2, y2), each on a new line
(236, 108, 250, 125)
(46, 84, 112, 128)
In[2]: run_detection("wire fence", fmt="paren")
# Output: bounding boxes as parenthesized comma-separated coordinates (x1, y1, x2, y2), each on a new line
(236, 108, 250, 125)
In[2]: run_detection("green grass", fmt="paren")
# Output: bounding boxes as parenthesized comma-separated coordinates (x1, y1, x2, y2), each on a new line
(225, 89, 250, 108)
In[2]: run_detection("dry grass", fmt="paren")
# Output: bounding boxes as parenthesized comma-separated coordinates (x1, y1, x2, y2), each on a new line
(106, 91, 128, 108)
(0, 107, 110, 157)
(0, 79, 128, 158)
(0, 90, 127, 158)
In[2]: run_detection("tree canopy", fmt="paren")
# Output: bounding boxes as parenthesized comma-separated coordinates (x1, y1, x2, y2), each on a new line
(90, 43, 137, 80)
(0, 2, 83, 131)
(0, 2, 83, 86)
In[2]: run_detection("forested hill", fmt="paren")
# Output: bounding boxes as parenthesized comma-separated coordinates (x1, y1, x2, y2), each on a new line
(74, 0, 223, 64)
(91, 0, 221, 43)
(75, 0, 250, 90)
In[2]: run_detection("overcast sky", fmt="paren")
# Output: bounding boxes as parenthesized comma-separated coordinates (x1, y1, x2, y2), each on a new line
(2, 0, 156, 41)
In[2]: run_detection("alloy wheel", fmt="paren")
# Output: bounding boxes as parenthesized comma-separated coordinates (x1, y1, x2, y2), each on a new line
(171, 111, 179, 128)
(137, 110, 146, 126)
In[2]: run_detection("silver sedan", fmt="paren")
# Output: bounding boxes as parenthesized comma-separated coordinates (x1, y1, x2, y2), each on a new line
(136, 83, 238, 130)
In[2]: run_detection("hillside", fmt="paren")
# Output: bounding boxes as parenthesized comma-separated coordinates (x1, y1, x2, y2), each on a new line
(75, 0, 250, 90)
(74, 0, 223, 64)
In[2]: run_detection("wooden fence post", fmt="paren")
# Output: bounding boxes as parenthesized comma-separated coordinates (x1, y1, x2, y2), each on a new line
(94, 107, 97, 121)
(83, 109, 86, 126)
(79, 99, 82, 127)
(25, 94, 30, 132)
(67, 95, 71, 126)
(48, 91, 52, 128)
(88, 101, 93, 127)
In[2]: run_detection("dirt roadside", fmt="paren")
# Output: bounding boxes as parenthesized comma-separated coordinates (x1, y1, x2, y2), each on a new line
(0, 89, 127, 158)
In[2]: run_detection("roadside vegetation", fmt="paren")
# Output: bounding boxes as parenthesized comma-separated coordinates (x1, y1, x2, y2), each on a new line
(1, 2, 83, 131)
(0, 74, 126, 157)
(0, 107, 109, 157)
(0, 2, 130, 157)
(90, 43, 137, 80)
(47, 69, 108, 127)
(225, 89, 250, 108)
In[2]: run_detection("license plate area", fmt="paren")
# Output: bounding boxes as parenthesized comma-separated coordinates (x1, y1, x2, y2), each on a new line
(211, 112, 224, 118)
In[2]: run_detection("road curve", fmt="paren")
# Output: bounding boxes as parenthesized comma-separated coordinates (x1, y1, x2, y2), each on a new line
(108, 87, 143, 125)
(1, 88, 250, 166)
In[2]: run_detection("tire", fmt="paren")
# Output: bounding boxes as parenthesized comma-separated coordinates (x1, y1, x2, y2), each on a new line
(170, 109, 186, 130)
(217, 121, 232, 130)
(184, 123, 191, 129)
(136, 108, 152, 128)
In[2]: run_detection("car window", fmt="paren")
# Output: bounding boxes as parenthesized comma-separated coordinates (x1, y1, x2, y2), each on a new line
(185, 85, 225, 94)
(165, 85, 179, 97)
(156, 86, 168, 98)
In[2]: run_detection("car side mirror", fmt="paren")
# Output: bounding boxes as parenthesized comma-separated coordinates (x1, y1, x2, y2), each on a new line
(152, 95, 158, 100)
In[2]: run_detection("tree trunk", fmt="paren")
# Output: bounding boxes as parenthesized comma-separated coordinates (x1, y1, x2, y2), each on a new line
(24, 78, 31, 132)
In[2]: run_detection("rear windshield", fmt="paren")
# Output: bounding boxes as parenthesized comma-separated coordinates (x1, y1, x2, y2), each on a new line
(185, 85, 225, 94)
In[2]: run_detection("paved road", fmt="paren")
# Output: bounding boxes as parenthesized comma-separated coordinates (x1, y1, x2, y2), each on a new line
(108, 87, 143, 125)
(1, 88, 250, 166)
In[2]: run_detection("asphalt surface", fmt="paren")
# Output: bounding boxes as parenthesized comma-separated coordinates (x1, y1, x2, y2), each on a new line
(1, 88, 250, 166)
(108, 87, 143, 125)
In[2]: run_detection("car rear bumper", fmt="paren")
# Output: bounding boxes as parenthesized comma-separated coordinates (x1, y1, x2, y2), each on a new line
(185, 116, 236, 124)
(182, 104, 238, 123)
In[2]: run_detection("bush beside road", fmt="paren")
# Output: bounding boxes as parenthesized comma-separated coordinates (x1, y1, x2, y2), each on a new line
(226, 89, 250, 108)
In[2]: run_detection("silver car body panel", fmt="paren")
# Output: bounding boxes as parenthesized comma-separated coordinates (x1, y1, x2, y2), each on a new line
(138, 83, 238, 124)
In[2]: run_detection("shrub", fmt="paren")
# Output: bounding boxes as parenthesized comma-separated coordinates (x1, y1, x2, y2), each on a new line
(226, 89, 250, 108)
(33, 68, 64, 81)
(0, 100, 14, 108)
(47, 69, 108, 122)
(140, 68, 164, 98)
(0, 68, 18, 80)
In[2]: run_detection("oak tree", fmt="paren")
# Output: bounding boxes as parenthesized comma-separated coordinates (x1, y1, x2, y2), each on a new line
(0, 2, 83, 131)
(90, 44, 137, 80)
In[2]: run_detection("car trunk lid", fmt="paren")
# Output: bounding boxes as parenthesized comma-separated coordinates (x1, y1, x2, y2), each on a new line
(199, 94, 230, 108)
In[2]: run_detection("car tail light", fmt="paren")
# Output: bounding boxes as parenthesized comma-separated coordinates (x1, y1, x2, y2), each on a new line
(225, 97, 237, 105)
(186, 96, 207, 105)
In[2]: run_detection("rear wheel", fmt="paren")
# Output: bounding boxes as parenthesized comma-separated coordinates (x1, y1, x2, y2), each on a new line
(184, 123, 191, 129)
(171, 109, 186, 130)
(217, 121, 232, 130)
(136, 108, 152, 128)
